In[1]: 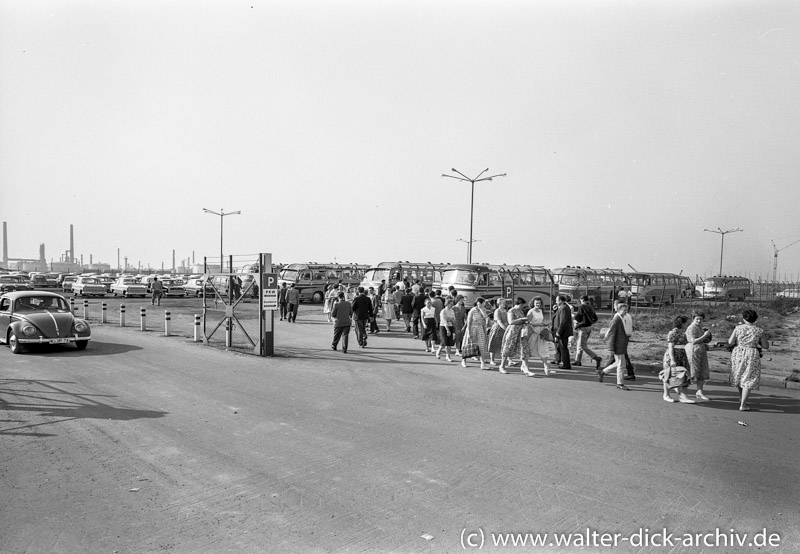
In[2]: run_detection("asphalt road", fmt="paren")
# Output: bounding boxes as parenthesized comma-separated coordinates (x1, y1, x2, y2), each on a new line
(1, 312, 799, 553)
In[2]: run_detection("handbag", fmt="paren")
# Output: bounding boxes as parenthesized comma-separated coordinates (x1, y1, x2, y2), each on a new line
(520, 324, 534, 338)
(462, 343, 481, 359)
(539, 327, 554, 342)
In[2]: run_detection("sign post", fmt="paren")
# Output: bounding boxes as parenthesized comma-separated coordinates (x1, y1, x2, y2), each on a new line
(259, 253, 275, 356)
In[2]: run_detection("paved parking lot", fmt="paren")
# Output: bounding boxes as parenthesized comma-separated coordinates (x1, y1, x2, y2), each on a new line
(2, 303, 799, 553)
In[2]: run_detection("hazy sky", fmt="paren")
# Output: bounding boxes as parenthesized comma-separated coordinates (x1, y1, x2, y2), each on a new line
(2, 0, 800, 280)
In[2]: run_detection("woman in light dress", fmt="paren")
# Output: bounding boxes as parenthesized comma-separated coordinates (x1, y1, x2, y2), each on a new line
(499, 297, 535, 376)
(527, 296, 553, 375)
(685, 310, 712, 402)
(728, 309, 769, 411)
(382, 286, 396, 332)
(323, 284, 338, 322)
(486, 298, 509, 367)
(461, 297, 489, 370)
(660, 315, 694, 403)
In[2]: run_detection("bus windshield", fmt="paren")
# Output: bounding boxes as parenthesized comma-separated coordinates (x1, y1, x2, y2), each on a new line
(555, 274, 579, 285)
(440, 269, 478, 286)
(363, 269, 391, 282)
(280, 269, 299, 281)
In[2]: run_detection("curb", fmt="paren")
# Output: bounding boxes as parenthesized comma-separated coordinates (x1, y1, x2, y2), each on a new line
(630, 363, 796, 390)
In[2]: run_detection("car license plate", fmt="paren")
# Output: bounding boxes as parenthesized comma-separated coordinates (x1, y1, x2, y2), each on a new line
(50, 338, 72, 344)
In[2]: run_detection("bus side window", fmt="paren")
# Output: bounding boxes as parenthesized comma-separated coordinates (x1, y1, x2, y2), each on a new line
(301, 271, 312, 281)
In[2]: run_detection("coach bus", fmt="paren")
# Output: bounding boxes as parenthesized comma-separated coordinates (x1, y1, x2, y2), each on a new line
(699, 276, 752, 301)
(552, 266, 626, 308)
(279, 262, 368, 303)
(436, 264, 555, 309)
(360, 261, 448, 293)
(626, 272, 682, 306)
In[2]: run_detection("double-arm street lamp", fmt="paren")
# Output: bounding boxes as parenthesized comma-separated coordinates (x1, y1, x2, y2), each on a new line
(203, 208, 241, 273)
(442, 168, 506, 263)
(703, 227, 742, 276)
(456, 238, 481, 263)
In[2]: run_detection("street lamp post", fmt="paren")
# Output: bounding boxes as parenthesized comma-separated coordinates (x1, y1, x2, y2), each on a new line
(203, 208, 241, 273)
(442, 168, 506, 264)
(703, 227, 742, 276)
(456, 238, 481, 263)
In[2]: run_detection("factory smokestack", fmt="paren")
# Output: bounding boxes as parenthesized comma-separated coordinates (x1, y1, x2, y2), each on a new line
(70, 224, 74, 264)
(2, 221, 7, 264)
(39, 243, 45, 262)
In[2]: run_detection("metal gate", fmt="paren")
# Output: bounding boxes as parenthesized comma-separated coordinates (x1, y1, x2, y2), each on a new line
(202, 255, 265, 355)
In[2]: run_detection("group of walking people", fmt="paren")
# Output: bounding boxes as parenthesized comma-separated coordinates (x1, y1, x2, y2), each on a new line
(323, 283, 770, 410)
(659, 308, 769, 410)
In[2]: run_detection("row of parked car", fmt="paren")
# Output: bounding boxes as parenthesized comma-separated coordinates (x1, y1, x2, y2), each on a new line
(0, 270, 263, 300)
(0, 271, 219, 298)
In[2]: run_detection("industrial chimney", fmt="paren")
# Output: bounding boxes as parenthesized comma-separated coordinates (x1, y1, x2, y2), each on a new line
(69, 224, 74, 264)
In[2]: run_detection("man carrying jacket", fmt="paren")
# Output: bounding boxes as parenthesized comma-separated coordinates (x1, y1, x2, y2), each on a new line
(573, 295, 602, 370)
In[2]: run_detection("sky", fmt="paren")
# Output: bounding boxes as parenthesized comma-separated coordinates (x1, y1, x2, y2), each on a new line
(2, 0, 800, 281)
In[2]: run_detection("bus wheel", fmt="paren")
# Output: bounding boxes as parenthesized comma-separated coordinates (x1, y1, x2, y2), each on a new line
(312, 291, 324, 304)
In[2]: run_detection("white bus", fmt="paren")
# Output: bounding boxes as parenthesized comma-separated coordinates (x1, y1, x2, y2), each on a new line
(699, 276, 752, 301)
(436, 264, 555, 308)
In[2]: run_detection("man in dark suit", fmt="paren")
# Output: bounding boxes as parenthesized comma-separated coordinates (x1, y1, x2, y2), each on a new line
(331, 292, 352, 353)
(351, 287, 373, 348)
(277, 282, 288, 321)
(551, 294, 574, 369)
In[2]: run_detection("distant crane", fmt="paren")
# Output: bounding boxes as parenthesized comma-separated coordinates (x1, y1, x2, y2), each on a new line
(772, 237, 800, 282)
(627, 264, 639, 272)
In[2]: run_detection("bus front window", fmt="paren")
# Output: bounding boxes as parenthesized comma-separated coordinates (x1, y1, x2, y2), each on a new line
(280, 269, 299, 281)
(440, 270, 478, 286)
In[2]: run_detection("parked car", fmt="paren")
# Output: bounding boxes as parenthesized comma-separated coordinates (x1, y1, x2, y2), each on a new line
(71, 276, 107, 297)
(160, 278, 186, 297)
(0, 291, 91, 353)
(110, 277, 148, 298)
(96, 275, 116, 293)
(183, 276, 215, 297)
(0, 275, 31, 293)
(777, 288, 800, 299)
(61, 275, 78, 291)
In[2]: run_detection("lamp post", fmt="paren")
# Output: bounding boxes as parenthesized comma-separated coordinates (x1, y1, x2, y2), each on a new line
(703, 227, 742, 276)
(456, 238, 481, 263)
(442, 168, 506, 263)
(203, 208, 241, 273)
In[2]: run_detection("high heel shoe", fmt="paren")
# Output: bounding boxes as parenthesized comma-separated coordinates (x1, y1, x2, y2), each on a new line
(461, 360, 467, 368)
(446, 357, 453, 362)
(522, 370, 535, 377)
(498, 367, 508, 374)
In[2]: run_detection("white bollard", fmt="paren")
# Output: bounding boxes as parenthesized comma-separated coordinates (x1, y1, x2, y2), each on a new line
(120, 305, 126, 327)
(194, 314, 201, 342)
(140, 307, 146, 331)
(101, 302, 107, 323)
(70, 297, 75, 312)
(164, 310, 171, 337)
(83, 299, 89, 319)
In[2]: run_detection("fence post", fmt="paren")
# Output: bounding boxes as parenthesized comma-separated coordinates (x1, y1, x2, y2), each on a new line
(194, 314, 201, 342)
(140, 307, 146, 331)
(164, 310, 171, 337)
(83, 299, 89, 319)
(120, 304, 126, 327)
(101, 302, 107, 323)
(226, 318, 232, 348)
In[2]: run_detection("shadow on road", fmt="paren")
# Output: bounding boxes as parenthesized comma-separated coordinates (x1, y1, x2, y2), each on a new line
(19, 341, 144, 357)
(0, 378, 168, 437)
